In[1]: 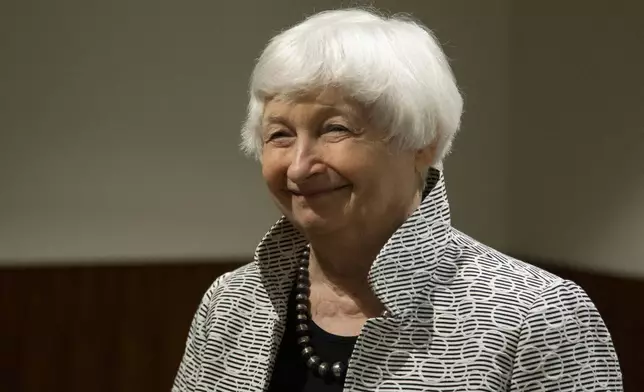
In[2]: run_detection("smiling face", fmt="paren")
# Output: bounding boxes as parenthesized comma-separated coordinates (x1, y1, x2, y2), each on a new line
(260, 88, 425, 238)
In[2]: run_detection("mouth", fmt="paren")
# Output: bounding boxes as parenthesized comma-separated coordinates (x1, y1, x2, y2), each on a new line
(290, 185, 350, 198)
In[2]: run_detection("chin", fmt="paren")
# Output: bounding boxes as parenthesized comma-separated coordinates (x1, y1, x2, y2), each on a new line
(289, 211, 343, 235)
(280, 196, 349, 230)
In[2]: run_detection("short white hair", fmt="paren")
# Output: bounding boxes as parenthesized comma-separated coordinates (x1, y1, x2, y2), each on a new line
(240, 8, 463, 169)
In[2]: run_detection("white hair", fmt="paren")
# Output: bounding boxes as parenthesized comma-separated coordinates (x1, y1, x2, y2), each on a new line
(240, 8, 463, 169)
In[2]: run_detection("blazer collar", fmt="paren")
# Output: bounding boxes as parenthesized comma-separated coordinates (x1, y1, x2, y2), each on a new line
(254, 168, 452, 318)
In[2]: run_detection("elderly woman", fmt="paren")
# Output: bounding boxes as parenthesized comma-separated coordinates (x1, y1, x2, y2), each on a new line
(173, 8, 622, 392)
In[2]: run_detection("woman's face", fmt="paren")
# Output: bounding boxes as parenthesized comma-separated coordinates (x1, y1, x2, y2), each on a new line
(261, 88, 423, 237)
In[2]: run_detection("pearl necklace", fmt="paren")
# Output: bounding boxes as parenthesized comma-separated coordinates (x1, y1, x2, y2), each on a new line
(294, 245, 390, 382)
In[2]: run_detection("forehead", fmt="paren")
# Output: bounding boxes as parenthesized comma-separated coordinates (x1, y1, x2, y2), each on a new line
(262, 88, 365, 121)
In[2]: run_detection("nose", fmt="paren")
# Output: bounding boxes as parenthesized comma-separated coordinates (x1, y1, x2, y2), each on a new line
(287, 137, 324, 183)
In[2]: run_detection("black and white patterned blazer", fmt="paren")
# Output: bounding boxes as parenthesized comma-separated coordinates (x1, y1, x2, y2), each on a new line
(173, 169, 623, 391)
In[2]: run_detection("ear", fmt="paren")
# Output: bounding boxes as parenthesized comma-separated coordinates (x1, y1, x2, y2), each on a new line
(414, 140, 438, 172)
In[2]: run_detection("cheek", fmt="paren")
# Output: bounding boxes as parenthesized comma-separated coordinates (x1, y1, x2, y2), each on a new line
(261, 160, 285, 195)
(343, 163, 388, 203)
(350, 155, 414, 201)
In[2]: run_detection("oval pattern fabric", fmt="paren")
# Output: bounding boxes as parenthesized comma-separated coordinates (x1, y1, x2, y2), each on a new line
(173, 169, 623, 392)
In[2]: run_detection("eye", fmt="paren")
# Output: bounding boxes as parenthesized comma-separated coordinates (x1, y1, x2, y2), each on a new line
(323, 124, 351, 133)
(266, 130, 292, 142)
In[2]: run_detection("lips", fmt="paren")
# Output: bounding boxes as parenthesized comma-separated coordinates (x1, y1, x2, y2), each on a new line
(290, 185, 350, 197)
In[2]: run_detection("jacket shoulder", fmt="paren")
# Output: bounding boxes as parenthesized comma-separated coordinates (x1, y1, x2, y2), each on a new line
(205, 261, 262, 292)
(450, 229, 569, 308)
(453, 229, 562, 280)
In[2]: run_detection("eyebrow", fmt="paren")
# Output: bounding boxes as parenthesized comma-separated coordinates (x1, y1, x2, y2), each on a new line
(263, 105, 357, 128)
(264, 114, 289, 125)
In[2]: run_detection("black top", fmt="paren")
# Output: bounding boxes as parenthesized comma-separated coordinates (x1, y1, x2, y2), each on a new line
(267, 286, 357, 392)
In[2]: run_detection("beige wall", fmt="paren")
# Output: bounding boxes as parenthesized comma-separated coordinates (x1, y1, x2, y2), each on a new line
(2, 0, 641, 276)
(0, 0, 510, 264)
(508, 1, 644, 277)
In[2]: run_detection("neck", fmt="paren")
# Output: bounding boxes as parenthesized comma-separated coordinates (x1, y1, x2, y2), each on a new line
(307, 239, 384, 324)
(307, 233, 382, 293)
(304, 190, 423, 319)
